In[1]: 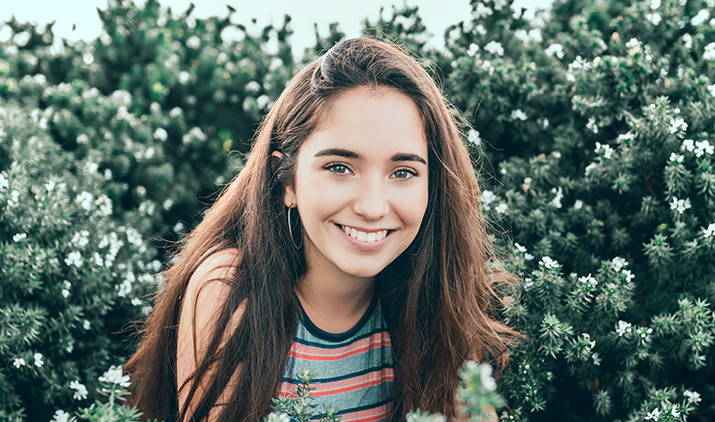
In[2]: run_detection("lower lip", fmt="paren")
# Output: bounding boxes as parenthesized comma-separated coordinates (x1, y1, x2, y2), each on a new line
(334, 224, 394, 251)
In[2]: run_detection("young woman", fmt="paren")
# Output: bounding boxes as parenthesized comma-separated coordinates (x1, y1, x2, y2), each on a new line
(124, 35, 524, 422)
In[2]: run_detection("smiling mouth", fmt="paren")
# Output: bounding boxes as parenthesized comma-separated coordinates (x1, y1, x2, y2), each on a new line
(334, 223, 396, 243)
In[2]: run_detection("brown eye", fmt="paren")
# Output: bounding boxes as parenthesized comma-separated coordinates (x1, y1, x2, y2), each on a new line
(392, 169, 418, 180)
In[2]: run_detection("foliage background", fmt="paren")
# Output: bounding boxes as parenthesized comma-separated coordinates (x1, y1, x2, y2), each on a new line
(0, 0, 713, 421)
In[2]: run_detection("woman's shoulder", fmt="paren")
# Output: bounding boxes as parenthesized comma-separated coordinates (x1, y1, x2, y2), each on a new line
(182, 247, 245, 320)
(189, 247, 243, 287)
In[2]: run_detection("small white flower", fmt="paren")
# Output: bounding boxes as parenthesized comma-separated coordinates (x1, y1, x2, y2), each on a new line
(669, 117, 688, 134)
(669, 152, 684, 164)
(64, 251, 82, 268)
(592, 352, 601, 366)
(580, 274, 599, 289)
(702, 223, 715, 239)
(550, 186, 563, 208)
(467, 128, 480, 145)
(269, 57, 283, 72)
(33, 352, 44, 367)
(50, 409, 71, 422)
(96, 194, 113, 217)
(473, 3, 493, 19)
(587, 117, 599, 134)
(111, 90, 132, 107)
(693, 140, 714, 157)
(595, 142, 615, 159)
(581, 333, 596, 350)
(126, 227, 143, 247)
(99, 365, 131, 388)
(0, 173, 8, 190)
(265, 413, 291, 422)
(645, 408, 661, 420)
(618, 132, 635, 143)
(479, 363, 497, 391)
(178, 71, 190, 84)
(480, 59, 494, 75)
(467, 43, 480, 56)
(186, 35, 201, 49)
(670, 197, 692, 214)
(475, 24, 487, 36)
(545, 43, 564, 59)
(256, 94, 271, 109)
(153, 127, 168, 141)
(12, 357, 26, 368)
(13, 31, 31, 47)
(510, 109, 528, 120)
(13, 233, 27, 242)
(704, 43, 715, 61)
(69, 380, 88, 400)
(692, 9, 710, 26)
(244, 81, 261, 94)
(683, 390, 701, 404)
(480, 190, 497, 206)
(71, 230, 90, 248)
(513, 29, 529, 42)
(646, 13, 662, 25)
(670, 404, 680, 417)
(540, 256, 560, 270)
(682, 33, 693, 49)
(75, 192, 94, 211)
(611, 257, 628, 272)
(173, 221, 185, 233)
(93, 252, 105, 267)
(8, 190, 20, 207)
(83, 320, 91, 330)
(169, 107, 182, 118)
(484, 41, 504, 56)
(616, 320, 633, 337)
(625, 38, 641, 50)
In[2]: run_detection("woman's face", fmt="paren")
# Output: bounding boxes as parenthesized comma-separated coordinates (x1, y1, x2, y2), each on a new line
(277, 86, 429, 281)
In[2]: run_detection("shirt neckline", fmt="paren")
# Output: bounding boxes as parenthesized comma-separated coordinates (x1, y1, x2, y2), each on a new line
(296, 292, 378, 342)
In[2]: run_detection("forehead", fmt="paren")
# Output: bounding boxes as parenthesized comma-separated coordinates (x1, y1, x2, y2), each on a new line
(302, 86, 428, 158)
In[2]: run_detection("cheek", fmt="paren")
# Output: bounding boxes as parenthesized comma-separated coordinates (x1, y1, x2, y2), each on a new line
(395, 185, 429, 226)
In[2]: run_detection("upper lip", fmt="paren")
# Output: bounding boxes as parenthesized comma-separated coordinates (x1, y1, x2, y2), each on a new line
(337, 223, 395, 233)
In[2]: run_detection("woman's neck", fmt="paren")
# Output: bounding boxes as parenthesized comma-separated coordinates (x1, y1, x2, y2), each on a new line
(295, 271, 375, 323)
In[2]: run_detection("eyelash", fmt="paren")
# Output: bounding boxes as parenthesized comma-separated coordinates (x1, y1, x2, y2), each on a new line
(323, 162, 419, 180)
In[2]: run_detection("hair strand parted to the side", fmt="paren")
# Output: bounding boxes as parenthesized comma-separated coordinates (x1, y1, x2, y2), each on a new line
(123, 35, 525, 422)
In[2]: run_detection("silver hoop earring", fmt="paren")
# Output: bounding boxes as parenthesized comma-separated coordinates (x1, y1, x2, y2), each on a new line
(286, 205, 303, 249)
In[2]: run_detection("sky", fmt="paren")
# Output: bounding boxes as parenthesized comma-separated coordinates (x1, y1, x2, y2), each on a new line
(0, 0, 553, 59)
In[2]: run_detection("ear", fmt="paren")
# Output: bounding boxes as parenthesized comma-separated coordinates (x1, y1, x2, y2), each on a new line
(270, 151, 297, 207)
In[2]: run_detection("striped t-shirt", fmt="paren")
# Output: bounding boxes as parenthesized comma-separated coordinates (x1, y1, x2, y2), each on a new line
(276, 293, 395, 421)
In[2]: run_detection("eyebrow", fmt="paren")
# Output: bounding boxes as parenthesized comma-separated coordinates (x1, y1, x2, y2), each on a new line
(313, 148, 427, 166)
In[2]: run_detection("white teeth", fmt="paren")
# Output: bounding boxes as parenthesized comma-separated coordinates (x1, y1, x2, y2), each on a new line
(340, 225, 388, 243)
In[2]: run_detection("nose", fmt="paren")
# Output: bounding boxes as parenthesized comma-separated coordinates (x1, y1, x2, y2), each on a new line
(352, 176, 390, 221)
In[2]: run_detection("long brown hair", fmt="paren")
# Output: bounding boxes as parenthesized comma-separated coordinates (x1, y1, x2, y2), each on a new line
(123, 35, 525, 422)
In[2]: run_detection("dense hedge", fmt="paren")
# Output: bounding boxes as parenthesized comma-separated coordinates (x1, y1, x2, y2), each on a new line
(1, 0, 713, 421)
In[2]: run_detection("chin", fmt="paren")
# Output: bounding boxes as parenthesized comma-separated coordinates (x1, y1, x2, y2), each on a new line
(338, 262, 384, 279)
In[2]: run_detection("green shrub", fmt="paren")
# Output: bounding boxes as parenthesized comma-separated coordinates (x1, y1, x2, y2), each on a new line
(2, 0, 714, 420)
(0, 103, 158, 421)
